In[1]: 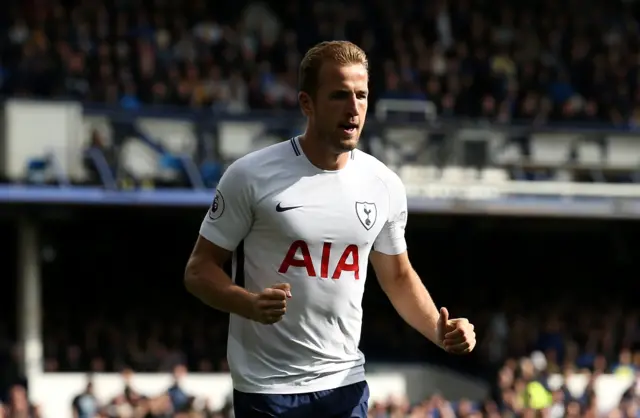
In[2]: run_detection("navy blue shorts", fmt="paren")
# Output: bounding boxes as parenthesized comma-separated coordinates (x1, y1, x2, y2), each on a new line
(233, 381, 369, 418)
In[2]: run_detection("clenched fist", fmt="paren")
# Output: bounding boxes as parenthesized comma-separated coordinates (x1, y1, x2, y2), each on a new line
(250, 283, 292, 324)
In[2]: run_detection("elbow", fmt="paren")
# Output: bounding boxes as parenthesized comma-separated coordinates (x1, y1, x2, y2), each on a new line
(184, 255, 225, 297)
(184, 276, 197, 296)
(183, 258, 202, 295)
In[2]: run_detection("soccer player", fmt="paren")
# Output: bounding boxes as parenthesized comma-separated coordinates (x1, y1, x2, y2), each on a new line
(185, 41, 476, 418)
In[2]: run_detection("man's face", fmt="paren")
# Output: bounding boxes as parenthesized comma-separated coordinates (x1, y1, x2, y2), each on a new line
(302, 62, 369, 153)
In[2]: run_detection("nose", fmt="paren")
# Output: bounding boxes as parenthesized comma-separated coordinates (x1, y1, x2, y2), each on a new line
(346, 94, 359, 117)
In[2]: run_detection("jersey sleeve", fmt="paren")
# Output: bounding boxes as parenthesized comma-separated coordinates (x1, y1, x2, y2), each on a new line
(373, 173, 408, 255)
(199, 161, 254, 251)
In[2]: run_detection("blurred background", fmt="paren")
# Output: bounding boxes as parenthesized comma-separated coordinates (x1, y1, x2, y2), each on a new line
(2, 0, 640, 417)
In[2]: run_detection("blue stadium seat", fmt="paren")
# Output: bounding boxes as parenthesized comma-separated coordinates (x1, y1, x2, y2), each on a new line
(200, 161, 222, 187)
(26, 157, 49, 184)
(159, 154, 183, 171)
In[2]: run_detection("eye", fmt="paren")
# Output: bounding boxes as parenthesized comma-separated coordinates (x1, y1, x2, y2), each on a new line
(330, 91, 350, 99)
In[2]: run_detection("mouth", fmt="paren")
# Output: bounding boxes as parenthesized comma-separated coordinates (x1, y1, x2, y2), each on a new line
(339, 122, 358, 134)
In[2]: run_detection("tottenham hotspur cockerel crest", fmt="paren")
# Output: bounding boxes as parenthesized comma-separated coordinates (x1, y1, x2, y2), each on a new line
(355, 202, 377, 230)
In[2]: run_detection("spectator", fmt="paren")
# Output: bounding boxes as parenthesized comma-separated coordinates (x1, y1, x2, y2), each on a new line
(4, 385, 40, 418)
(71, 380, 100, 418)
(612, 348, 636, 377)
(167, 365, 191, 413)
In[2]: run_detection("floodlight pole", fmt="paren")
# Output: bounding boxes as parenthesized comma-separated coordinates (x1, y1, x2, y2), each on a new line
(17, 217, 43, 380)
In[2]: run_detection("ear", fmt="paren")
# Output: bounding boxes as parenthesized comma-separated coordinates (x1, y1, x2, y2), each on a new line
(298, 91, 313, 117)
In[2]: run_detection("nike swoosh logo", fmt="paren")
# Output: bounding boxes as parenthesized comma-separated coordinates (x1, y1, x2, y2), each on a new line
(276, 203, 302, 212)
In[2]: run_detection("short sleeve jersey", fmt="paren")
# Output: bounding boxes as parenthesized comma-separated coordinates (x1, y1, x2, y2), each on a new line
(200, 136, 408, 394)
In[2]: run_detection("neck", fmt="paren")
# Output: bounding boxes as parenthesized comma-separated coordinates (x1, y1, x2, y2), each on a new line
(298, 132, 350, 171)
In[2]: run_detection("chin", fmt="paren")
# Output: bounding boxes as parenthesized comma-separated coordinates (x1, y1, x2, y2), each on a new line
(335, 137, 359, 152)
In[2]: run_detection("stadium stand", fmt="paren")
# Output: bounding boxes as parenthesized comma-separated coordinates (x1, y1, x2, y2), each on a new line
(3, 0, 640, 188)
(2, 0, 639, 123)
(3, 0, 640, 417)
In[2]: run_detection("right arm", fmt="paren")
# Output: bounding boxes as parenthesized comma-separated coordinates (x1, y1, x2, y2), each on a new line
(184, 162, 257, 320)
(185, 236, 258, 319)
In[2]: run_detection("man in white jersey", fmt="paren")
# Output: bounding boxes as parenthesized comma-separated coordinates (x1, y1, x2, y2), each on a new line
(185, 41, 477, 418)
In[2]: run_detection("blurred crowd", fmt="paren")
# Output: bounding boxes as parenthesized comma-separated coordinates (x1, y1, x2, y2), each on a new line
(370, 350, 640, 418)
(0, 365, 233, 418)
(3, 308, 640, 417)
(2, 190, 640, 417)
(2, 0, 640, 124)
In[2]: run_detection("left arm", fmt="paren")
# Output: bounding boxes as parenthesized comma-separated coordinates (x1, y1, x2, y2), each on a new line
(370, 250, 442, 348)
(371, 173, 476, 354)
(370, 174, 443, 348)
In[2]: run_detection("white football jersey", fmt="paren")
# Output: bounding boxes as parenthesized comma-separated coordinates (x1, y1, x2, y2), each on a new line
(199, 136, 408, 394)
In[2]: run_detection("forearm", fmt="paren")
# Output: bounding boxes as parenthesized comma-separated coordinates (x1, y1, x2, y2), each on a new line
(184, 257, 256, 319)
(382, 269, 442, 347)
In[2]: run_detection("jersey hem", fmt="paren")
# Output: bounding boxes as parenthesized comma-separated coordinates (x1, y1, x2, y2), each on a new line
(231, 368, 366, 395)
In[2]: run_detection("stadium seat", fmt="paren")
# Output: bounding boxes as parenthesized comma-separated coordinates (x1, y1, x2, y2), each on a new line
(375, 99, 437, 122)
(575, 140, 603, 166)
(159, 154, 182, 170)
(605, 136, 640, 170)
(383, 127, 432, 165)
(492, 141, 523, 166)
(529, 133, 575, 166)
(26, 157, 49, 184)
(398, 165, 438, 184)
(218, 121, 268, 160)
(158, 154, 183, 182)
(136, 118, 198, 157)
(201, 161, 222, 187)
(480, 168, 509, 183)
(120, 139, 161, 181)
(440, 166, 478, 183)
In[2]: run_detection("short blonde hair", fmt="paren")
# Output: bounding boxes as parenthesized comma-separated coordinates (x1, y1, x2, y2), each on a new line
(298, 41, 369, 97)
